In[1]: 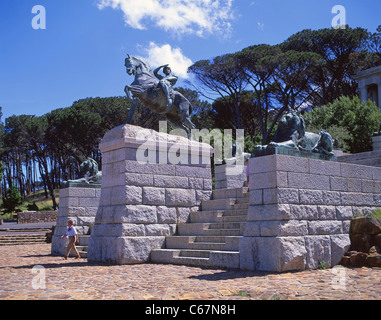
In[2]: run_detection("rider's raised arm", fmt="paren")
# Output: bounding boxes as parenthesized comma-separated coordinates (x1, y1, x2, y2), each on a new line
(153, 65, 165, 80)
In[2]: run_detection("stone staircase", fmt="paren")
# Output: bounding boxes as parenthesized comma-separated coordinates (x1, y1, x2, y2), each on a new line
(151, 187, 249, 268)
(0, 233, 48, 246)
(0, 226, 52, 246)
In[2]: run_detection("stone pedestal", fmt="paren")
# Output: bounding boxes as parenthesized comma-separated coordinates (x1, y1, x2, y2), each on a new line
(87, 124, 213, 264)
(214, 164, 247, 189)
(373, 134, 381, 151)
(240, 154, 381, 272)
(51, 185, 100, 256)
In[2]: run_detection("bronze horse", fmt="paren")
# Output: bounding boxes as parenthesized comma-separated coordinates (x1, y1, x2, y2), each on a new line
(124, 54, 196, 139)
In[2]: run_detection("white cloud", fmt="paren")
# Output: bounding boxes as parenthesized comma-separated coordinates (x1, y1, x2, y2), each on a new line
(140, 42, 193, 79)
(97, 0, 234, 37)
(257, 21, 264, 31)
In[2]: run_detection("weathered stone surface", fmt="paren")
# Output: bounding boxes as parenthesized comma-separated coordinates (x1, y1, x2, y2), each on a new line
(142, 187, 165, 205)
(307, 221, 342, 235)
(156, 206, 177, 224)
(350, 217, 381, 234)
(245, 154, 381, 272)
(259, 220, 308, 237)
(247, 204, 291, 221)
(165, 189, 196, 206)
(240, 236, 307, 272)
(331, 234, 351, 266)
(87, 124, 213, 265)
(305, 235, 331, 269)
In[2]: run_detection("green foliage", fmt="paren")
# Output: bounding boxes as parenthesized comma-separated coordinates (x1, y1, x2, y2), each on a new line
(318, 260, 327, 270)
(370, 209, 381, 219)
(2, 186, 22, 213)
(304, 96, 381, 153)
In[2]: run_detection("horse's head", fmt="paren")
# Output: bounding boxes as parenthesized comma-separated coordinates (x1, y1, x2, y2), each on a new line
(125, 54, 154, 78)
(125, 54, 136, 76)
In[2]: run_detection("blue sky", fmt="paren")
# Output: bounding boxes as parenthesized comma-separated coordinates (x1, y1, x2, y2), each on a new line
(0, 0, 380, 121)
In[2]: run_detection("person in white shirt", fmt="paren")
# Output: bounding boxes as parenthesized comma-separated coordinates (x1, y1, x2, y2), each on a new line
(59, 219, 80, 259)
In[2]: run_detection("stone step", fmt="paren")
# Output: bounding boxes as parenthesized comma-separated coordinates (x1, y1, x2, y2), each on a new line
(0, 228, 52, 233)
(69, 247, 88, 258)
(178, 223, 243, 236)
(179, 249, 211, 258)
(189, 210, 247, 223)
(78, 235, 90, 246)
(201, 198, 236, 211)
(0, 234, 47, 246)
(151, 249, 240, 268)
(165, 236, 240, 251)
(178, 222, 244, 236)
(151, 187, 248, 269)
(212, 187, 249, 200)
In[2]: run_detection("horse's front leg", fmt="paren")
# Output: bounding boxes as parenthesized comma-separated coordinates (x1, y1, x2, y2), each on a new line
(124, 85, 140, 103)
(124, 85, 140, 124)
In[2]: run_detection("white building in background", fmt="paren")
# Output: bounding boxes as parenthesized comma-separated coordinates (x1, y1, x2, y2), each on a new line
(353, 64, 381, 111)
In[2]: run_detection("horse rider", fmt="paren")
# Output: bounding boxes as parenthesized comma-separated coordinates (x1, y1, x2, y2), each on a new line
(153, 64, 178, 108)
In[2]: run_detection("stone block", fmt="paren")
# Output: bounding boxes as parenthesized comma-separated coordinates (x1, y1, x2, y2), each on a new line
(60, 187, 96, 198)
(188, 177, 204, 190)
(289, 205, 318, 220)
(119, 205, 157, 224)
(307, 221, 342, 235)
(124, 160, 176, 176)
(142, 187, 165, 205)
(250, 171, 287, 189)
(317, 206, 337, 220)
(243, 222, 261, 237)
(373, 167, 381, 180)
(247, 204, 291, 221)
(59, 196, 79, 208)
(154, 175, 189, 189)
(305, 235, 331, 269)
(263, 188, 299, 204)
(176, 207, 193, 223)
(157, 206, 177, 224)
(259, 220, 308, 237)
(341, 192, 375, 206)
(125, 173, 154, 187)
(166, 189, 196, 206)
(241, 236, 307, 272)
(196, 190, 213, 202)
(330, 177, 348, 192)
(175, 165, 211, 178)
(309, 159, 341, 176)
(347, 178, 362, 192)
(78, 197, 100, 207)
(288, 172, 330, 190)
(88, 236, 166, 264)
(336, 206, 353, 220)
(203, 179, 213, 190)
(330, 234, 351, 266)
(251, 154, 309, 174)
(145, 224, 176, 236)
(111, 185, 142, 205)
(340, 163, 373, 179)
(322, 191, 341, 206)
(249, 189, 263, 205)
(299, 189, 323, 205)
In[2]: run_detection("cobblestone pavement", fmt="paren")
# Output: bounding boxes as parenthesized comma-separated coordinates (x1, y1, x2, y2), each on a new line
(1, 244, 381, 300)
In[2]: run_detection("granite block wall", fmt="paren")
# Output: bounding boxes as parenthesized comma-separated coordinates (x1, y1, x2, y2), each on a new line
(87, 124, 214, 264)
(51, 186, 100, 256)
(241, 154, 381, 272)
